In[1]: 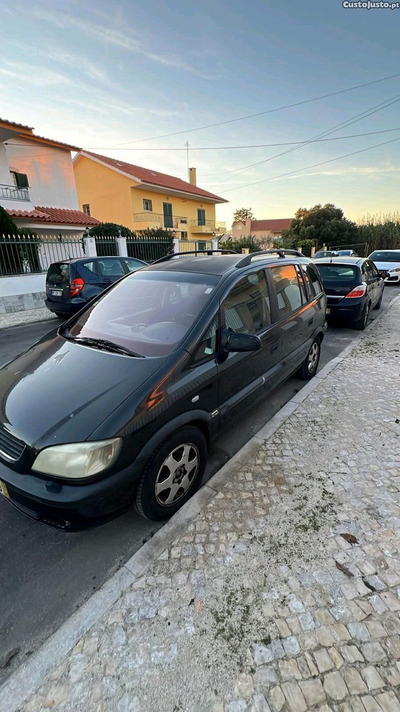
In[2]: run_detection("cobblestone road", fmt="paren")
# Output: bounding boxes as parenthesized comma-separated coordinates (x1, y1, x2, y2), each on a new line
(15, 299, 400, 711)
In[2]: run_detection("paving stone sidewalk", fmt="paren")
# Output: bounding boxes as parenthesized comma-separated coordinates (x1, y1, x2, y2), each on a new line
(0, 308, 57, 330)
(14, 300, 400, 711)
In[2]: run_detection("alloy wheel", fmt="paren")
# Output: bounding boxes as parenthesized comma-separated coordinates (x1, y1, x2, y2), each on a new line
(155, 443, 199, 506)
(307, 341, 320, 374)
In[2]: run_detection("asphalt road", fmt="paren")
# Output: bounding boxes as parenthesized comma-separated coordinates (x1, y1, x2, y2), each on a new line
(0, 286, 398, 680)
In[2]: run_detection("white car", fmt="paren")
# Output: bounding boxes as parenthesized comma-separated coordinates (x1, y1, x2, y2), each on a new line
(368, 250, 400, 283)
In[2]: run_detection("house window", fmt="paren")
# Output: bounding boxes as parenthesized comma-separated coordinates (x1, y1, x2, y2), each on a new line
(82, 204, 91, 216)
(143, 199, 153, 212)
(181, 231, 188, 240)
(197, 208, 206, 226)
(11, 171, 29, 188)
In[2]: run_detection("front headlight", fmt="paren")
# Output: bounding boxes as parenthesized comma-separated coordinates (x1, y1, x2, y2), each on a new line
(390, 267, 400, 273)
(31, 439, 122, 479)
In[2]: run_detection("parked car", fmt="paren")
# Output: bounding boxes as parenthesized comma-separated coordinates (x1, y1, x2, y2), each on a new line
(313, 250, 339, 259)
(0, 250, 326, 529)
(45, 256, 147, 318)
(312, 256, 384, 329)
(368, 249, 400, 283)
(337, 249, 358, 257)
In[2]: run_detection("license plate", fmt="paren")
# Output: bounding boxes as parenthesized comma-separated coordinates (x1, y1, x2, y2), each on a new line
(0, 481, 9, 499)
(51, 289, 63, 297)
(326, 308, 331, 315)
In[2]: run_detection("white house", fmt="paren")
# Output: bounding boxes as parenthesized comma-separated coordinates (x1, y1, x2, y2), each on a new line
(0, 118, 100, 235)
(0, 118, 100, 314)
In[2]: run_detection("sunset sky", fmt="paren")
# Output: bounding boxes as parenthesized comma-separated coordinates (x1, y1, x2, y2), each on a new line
(1, 0, 400, 226)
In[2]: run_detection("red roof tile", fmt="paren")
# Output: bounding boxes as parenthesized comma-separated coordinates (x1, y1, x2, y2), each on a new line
(250, 218, 292, 233)
(0, 117, 34, 132)
(81, 151, 228, 203)
(7, 207, 101, 225)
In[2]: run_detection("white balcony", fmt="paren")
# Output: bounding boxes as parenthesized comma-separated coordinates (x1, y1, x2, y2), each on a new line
(0, 184, 30, 202)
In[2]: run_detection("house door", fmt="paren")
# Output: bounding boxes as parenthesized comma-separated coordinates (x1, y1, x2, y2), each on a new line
(163, 203, 173, 228)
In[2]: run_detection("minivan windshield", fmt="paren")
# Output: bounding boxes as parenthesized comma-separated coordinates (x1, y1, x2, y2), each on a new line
(369, 251, 400, 262)
(64, 270, 220, 357)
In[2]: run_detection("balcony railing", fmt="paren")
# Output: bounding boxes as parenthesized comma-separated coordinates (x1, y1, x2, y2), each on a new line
(190, 219, 216, 231)
(0, 184, 30, 201)
(133, 213, 188, 229)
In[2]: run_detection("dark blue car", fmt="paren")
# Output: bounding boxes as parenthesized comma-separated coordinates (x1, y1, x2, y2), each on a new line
(45, 256, 147, 318)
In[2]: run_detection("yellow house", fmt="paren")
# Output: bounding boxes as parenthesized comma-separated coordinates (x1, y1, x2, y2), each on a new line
(73, 152, 227, 243)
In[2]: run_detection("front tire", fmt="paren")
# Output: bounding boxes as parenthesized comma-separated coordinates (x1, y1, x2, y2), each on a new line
(297, 337, 321, 380)
(134, 426, 207, 521)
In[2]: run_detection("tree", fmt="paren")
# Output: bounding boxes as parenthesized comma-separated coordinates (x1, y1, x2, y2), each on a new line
(233, 207, 255, 222)
(218, 234, 260, 253)
(0, 206, 18, 235)
(89, 222, 134, 237)
(281, 203, 359, 254)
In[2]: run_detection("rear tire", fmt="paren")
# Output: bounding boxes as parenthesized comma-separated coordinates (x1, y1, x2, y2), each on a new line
(134, 426, 207, 521)
(54, 312, 69, 319)
(296, 337, 321, 380)
(373, 294, 383, 310)
(354, 302, 370, 330)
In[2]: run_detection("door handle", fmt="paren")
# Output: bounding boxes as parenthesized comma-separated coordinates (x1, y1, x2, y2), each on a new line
(308, 317, 314, 326)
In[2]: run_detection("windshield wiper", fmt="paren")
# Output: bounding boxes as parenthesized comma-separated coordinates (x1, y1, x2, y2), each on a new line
(65, 336, 144, 358)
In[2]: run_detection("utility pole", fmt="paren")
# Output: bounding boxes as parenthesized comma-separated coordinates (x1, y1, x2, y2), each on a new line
(185, 141, 190, 175)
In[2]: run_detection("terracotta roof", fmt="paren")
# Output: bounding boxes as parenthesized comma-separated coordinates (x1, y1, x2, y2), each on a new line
(80, 151, 228, 203)
(251, 218, 292, 233)
(7, 207, 101, 225)
(0, 118, 34, 133)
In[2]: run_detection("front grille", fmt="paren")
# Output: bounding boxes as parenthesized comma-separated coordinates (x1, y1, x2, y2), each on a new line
(0, 426, 26, 462)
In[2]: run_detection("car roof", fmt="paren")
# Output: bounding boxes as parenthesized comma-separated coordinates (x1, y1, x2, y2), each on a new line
(312, 256, 365, 265)
(370, 249, 400, 254)
(50, 256, 144, 265)
(144, 253, 311, 277)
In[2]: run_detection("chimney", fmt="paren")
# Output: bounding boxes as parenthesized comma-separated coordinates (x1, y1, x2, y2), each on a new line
(189, 167, 197, 185)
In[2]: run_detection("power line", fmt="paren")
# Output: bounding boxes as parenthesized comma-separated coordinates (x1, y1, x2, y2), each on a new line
(209, 92, 400, 185)
(78, 127, 400, 152)
(87, 71, 400, 148)
(217, 136, 400, 194)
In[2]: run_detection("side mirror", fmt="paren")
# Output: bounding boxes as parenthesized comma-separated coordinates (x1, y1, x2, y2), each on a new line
(225, 331, 262, 353)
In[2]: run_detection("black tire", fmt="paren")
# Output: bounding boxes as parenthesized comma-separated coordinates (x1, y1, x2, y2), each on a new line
(296, 337, 321, 380)
(134, 426, 207, 521)
(354, 302, 370, 330)
(373, 293, 383, 310)
(54, 312, 69, 319)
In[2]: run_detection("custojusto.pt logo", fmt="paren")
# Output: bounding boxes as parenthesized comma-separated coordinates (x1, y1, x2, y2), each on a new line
(343, 1, 400, 7)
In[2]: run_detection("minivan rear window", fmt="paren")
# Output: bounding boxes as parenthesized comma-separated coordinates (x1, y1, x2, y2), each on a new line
(317, 264, 359, 283)
(369, 251, 400, 262)
(46, 263, 70, 284)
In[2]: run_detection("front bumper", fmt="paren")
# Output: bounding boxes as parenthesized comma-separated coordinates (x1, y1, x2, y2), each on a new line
(384, 273, 400, 284)
(0, 458, 141, 530)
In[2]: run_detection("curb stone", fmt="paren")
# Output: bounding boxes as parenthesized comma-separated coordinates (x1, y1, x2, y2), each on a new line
(1, 292, 399, 712)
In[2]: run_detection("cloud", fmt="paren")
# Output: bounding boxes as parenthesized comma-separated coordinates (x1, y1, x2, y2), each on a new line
(29, 5, 220, 79)
(0, 61, 73, 87)
(280, 165, 400, 180)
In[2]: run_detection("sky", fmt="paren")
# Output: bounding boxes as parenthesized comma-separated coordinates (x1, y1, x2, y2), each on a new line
(1, 0, 400, 226)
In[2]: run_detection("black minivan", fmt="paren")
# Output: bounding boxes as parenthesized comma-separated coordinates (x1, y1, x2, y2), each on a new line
(0, 251, 326, 529)
(45, 256, 147, 318)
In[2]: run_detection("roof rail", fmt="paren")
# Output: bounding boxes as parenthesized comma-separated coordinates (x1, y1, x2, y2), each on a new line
(153, 249, 238, 264)
(235, 248, 303, 268)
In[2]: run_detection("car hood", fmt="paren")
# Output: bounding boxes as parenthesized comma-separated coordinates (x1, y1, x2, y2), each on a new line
(372, 260, 400, 271)
(0, 334, 168, 449)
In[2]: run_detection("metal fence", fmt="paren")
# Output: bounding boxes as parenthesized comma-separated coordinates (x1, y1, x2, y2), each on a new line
(94, 235, 119, 256)
(179, 240, 212, 253)
(127, 234, 173, 262)
(0, 234, 84, 276)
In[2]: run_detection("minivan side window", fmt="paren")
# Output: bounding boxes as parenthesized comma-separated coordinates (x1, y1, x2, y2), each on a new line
(192, 315, 219, 364)
(270, 265, 303, 317)
(305, 264, 324, 298)
(222, 271, 271, 335)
